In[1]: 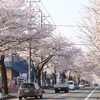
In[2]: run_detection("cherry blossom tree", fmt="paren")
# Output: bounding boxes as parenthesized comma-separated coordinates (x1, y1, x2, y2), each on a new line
(76, 0, 100, 82)
(0, 0, 54, 94)
(37, 35, 86, 84)
(78, 0, 100, 69)
(30, 35, 75, 85)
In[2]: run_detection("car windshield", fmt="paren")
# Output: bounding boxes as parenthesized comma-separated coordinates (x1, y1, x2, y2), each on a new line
(21, 83, 34, 88)
(68, 82, 73, 84)
(80, 83, 84, 85)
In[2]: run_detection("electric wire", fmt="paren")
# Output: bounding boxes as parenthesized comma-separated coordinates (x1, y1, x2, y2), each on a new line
(33, 0, 63, 36)
(33, 0, 89, 46)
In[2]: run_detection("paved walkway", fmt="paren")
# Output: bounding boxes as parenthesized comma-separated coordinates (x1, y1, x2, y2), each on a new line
(3, 87, 18, 100)
(8, 87, 18, 92)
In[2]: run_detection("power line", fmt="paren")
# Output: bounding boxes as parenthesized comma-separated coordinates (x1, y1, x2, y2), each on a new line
(34, 0, 63, 36)
(52, 25, 83, 27)
(70, 44, 92, 45)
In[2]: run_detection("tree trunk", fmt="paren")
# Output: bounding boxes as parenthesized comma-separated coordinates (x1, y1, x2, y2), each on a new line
(68, 71, 71, 80)
(37, 70, 41, 87)
(35, 67, 41, 87)
(52, 73, 56, 84)
(0, 55, 8, 95)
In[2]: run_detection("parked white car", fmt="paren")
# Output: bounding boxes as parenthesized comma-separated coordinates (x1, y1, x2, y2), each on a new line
(79, 82, 85, 88)
(68, 81, 75, 90)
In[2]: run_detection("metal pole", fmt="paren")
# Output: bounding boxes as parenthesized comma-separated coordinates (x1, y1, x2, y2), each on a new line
(28, 0, 32, 83)
(28, 42, 31, 82)
(39, 10, 43, 88)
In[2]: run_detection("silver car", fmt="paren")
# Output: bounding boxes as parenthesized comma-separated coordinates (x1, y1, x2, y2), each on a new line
(0, 92, 3, 100)
(79, 82, 85, 88)
(18, 82, 43, 100)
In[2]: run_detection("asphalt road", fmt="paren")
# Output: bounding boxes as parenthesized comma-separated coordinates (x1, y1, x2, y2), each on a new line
(7, 86, 100, 100)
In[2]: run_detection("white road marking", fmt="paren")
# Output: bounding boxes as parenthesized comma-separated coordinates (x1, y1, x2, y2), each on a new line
(8, 98, 19, 100)
(85, 87, 98, 100)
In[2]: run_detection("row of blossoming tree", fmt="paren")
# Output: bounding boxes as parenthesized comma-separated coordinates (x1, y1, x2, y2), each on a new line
(0, 0, 99, 95)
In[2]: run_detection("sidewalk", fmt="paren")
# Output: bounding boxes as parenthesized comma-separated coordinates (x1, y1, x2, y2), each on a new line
(3, 87, 18, 100)
(3, 95, 17, 100)
(8, 87, 18, 93)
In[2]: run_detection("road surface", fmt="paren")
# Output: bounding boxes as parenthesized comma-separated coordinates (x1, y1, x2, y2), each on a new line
(7, 86, 100, 100)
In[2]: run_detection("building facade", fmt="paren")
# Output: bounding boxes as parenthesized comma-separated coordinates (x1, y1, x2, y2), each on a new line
(4, 53, 34, 87)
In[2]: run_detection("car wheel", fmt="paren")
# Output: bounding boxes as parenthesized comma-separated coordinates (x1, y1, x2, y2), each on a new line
(55, 90, 57, 93)
(65, 88, 69, 93)
(35, 95, 38, 99)
(55, 90, 59, 93)
(40, 94, 43, 98)
(19, 96, 22, 100)
(24, 97, 27, 99)
(65, 89, 67, 93)
(65, 90, 67, 93)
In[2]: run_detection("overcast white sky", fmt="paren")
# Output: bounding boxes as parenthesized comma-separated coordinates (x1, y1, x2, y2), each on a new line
(37, 0, 90, 49)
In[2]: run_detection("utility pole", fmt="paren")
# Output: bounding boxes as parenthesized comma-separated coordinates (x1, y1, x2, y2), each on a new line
(28, 42, 31, 82)
(28, 0, 32, 83)
(39, 10, 50, 89)
(39, 10, 43, 89)
(28, 0, 41, 83)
